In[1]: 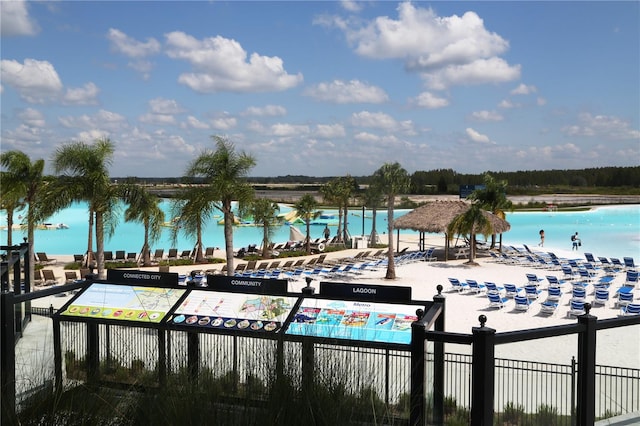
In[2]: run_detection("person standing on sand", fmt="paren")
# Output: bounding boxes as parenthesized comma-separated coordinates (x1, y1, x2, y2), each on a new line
(571, 232, 581, 250)
(539, 229, 545, 247)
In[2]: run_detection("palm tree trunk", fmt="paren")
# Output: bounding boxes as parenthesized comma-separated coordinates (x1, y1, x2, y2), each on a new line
(195, 222, 204, 263)
(95, 211, 105, 279)
(369, 207, 378, 245)
(224, 201, 235, 276)
(142, 223, 151, 266)
(385, 195, 396, 279)
(86, 210, 94, 268)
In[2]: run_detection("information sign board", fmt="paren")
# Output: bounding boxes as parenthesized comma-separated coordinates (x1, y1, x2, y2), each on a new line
(60, 282, 186, 323)
(168, 290, 297, 333)
(285, 298, 421, 345)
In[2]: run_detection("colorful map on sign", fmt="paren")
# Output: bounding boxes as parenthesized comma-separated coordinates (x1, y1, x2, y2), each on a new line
(61, 283, 185, 323)
(285, 299, 419, 344)
(169, 290, 297, 333)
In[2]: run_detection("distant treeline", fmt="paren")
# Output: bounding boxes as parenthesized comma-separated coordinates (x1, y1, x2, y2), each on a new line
(115, 166, 640, 195)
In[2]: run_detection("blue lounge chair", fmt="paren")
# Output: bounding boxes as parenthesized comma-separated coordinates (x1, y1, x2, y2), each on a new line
(623, 257, 637, 270)
(562, 265, 577, 280)
(584, 253, 599, 265)
(546, 286, 563, 302)
(611, 258, 625, 269)
(487, 292, 508, 309)
(539, 301, 558, 316)
(568, 300, 586, 317)
(592, 289, 610, 307)
(615, 291, 634, 308)
(620, 303, 640, 316)
(466, 279, 486, 294)
(524, 285, 542, 300)
(571, 287, 587, 303)
(484, 282, 504, 294)
(526, 273, 544, 285)
(546, 275, 566, 287)
(624, 270, 639, 287)
(577, 268, 596, 283)
(448, 278, 469, 293)
(514, 296, 532, 311)
(504, 283, 522, 298)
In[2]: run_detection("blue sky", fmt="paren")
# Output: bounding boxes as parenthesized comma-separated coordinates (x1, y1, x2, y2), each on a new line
(2, 1, 638, 178)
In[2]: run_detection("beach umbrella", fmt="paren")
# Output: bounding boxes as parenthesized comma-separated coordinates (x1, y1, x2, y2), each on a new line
(393, 200, 511, 260)
(289, 225, 305, 242)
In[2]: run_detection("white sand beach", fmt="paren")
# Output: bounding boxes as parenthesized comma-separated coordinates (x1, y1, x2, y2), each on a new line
(32, 233, 639, 369)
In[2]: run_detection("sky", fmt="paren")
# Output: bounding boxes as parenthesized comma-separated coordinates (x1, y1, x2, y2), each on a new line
(1, 1, 639, 178)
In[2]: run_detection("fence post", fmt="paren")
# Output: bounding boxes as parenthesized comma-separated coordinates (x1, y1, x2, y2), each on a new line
(1, 291, 17, 425)
(576, 304, 597, 426)
(471, 315, 496, 426)
(158, 329, 166, 386)
(87, 322, 100, 383)
(433, 286, 446, 426)
(187, 332, 200, 383)
(410, 307, 426, 426)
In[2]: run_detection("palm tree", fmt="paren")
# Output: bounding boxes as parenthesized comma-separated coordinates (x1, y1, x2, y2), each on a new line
(320, 180, 341, 242)
(50, 138, 115, 278)
(119, 184, 165, 266)
(0, 185, 25, 247)
(243, 198, 281, 258)
(372, 162, 410, 279)
(186, 136, 256, 275)
(169, 186, 218, 264)
(0, 151, 46, 284)
(447, 203, 494, 265)
(361, 182, 384, 245)
(467, 173, 513, 250)
(294, 194, 320, 255)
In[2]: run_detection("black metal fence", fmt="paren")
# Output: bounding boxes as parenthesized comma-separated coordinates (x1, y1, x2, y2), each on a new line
(2, 247, 640, 425)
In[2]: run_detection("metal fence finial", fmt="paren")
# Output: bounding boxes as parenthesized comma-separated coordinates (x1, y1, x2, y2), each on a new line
(479, 314, 487, 327)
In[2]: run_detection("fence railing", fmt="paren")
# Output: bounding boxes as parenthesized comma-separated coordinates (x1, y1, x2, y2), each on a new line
(3, 258, 640, 425)
(413, 286, 640, 426)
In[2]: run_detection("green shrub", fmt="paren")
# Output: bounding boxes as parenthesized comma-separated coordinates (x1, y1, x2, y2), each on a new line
(503, 401, 525, 424)
(536, 403, 559, 425)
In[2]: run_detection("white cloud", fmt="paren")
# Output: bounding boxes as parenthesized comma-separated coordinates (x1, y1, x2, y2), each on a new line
(241, 105, 287, 117)
(320, 2, 519, 90)
(511, 83, 537, 95)
(76, 130, 111, 142)
(353, 132, 380, 142)
(62, 82, 100, 105)
(413, 91, 450, 109)
(182, 116, 210, 130)
(139, 113, 176, 125)
(59, 109, 128, 132)
(164, 31, 303, 93)
(270, 123, 310, 137)
(211, 116, 237, 130)
(315, 124, 346, 138)
(107, 28, 161, 58)
(470, 110, 503, 122)
(340, 0, 363, 12)
(422, 57, 521, 90)
(498, 99, 516, 109)
(127, 60, 155, 80)
(148, 98, 185, 115)
(18, 108, 45, 127)
(351, 111, 397, 130)
(537, 97, 547, 106)
(1, 0, 39, 36)
(561, 112, 640, 140)
(305, 79, 388, 104)
(465, 127, 494, 144)
(1, 59, 63, 103)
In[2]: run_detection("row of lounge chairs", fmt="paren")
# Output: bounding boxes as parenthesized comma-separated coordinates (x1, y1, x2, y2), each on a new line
(448, 268, 639, 317)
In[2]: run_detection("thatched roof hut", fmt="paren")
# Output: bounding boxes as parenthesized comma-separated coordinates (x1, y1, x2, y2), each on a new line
(393, 200, 511, 260)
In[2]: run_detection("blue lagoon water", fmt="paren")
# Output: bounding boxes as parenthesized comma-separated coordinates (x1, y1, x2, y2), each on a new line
(2, 202, 639, 260)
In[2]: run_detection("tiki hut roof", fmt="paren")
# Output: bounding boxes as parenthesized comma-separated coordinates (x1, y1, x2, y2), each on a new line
(394, 200, 511, 234)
